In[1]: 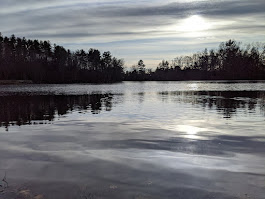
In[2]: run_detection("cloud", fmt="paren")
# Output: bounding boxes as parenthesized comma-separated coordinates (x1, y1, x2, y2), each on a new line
(0, 0, 264, 68)
(93, 0, 265, 18)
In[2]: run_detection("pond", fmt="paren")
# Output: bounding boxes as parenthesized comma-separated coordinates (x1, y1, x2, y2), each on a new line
(0, 81, 264, 199)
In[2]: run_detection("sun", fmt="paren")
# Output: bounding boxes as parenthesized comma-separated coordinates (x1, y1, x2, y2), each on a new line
(179, 15, 211, 33)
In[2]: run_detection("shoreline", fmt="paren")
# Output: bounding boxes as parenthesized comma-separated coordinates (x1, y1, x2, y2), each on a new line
(0, 79, 265, 85)
(0, 80, 33, 85)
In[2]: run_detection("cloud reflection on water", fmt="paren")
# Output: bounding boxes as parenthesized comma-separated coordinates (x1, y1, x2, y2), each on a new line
(0, 82, 264, 198)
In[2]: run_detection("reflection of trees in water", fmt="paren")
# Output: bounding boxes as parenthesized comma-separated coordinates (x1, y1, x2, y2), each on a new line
(158, 91, 265, 118)
(261, 92, 265, 116)
(0, 94, 114, 129)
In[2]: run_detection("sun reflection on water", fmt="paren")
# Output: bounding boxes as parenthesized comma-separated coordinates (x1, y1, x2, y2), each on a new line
(188, 83, 199, 90)
(164, 124, 208, 140)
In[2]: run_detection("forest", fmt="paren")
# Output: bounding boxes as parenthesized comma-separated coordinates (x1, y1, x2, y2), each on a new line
(126, 40, 265, 81)
(0, 33, 264, 83)
(0, 33, 124, 83)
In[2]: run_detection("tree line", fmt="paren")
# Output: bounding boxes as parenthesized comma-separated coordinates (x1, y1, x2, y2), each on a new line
(125, 40, 265, 81)
(0, 33, 124, 83)
(0, 33, 264, 83)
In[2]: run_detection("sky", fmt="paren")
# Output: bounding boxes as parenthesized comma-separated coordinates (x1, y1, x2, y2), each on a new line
(0, 0, 264, 68)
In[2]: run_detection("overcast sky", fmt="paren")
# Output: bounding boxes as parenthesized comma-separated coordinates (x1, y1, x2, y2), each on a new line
(0, 0, 264, 68)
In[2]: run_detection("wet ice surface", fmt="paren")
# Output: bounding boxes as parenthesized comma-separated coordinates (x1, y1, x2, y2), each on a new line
(0, 81, 264, 199)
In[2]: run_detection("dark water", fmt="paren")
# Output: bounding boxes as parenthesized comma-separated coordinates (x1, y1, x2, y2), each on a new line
(0, 81, 264, 199)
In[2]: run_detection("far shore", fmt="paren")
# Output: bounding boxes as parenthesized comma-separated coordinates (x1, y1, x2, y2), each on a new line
(1, 79, 265, 85)
(0, 80, 33, 85)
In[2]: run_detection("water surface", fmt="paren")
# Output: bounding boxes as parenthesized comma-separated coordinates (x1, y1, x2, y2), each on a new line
(0, 81, 264, 199)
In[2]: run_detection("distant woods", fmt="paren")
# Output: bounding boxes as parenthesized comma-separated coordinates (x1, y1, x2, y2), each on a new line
(0, 33, 124, 83)
(125, 40, 265, 81)
(0, 33, 264, 83)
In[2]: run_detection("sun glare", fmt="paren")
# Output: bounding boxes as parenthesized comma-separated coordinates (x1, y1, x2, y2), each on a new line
(188, 83, 198, 90)
(180, 15, 211, 33)
(164, 124, 207, 140)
